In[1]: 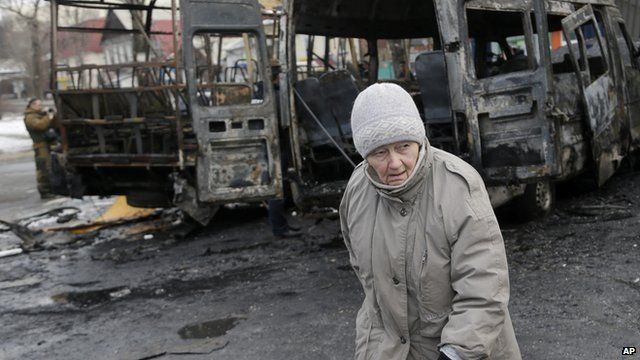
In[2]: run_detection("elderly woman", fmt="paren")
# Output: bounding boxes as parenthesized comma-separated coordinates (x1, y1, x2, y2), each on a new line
(340, 84, 521, 360)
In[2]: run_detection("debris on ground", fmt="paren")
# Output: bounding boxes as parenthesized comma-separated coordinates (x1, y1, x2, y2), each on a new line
(0, 248, 23, 258)
(0, 276, 42, 290)
(129, 338, 229, 360)
(563, 204, 635, 221)
(0, 195, 194, 256)
(46, 196, 158, 234)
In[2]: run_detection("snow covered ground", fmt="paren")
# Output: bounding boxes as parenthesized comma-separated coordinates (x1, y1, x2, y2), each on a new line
(0, 114, 32, 154)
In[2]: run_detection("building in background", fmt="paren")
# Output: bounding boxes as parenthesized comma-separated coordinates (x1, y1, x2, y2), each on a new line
(101, 10, 133, 65)
(0, 60, 27, 99)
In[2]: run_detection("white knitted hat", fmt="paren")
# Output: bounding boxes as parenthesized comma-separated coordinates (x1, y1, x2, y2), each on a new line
(350, 83, 425, 157)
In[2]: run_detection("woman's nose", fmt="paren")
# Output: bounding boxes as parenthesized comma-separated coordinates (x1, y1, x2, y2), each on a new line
(388, 152, 403, 169)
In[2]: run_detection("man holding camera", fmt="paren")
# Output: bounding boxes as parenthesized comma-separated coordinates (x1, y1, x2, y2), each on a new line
(23, 98, 58, 199)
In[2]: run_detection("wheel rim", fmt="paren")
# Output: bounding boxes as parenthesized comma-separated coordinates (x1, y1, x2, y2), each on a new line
(535, 181, 552, 211)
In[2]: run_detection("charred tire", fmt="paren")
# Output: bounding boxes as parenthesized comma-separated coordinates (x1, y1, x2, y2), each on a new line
(126, 191, 171, 208)
(515, 180, 555, 221)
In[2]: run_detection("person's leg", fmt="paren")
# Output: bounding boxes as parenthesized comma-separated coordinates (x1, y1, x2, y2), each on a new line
(268, 198, 301, 237)
(33, 143, 52, 198)
(268, 198, 288, 236)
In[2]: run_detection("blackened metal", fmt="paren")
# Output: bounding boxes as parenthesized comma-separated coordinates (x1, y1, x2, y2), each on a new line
(293, 88, 356, 167)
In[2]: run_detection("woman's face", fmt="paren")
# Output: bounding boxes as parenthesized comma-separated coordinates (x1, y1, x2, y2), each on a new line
(366, 141, 420, 186)
(30, 100, 42, 111)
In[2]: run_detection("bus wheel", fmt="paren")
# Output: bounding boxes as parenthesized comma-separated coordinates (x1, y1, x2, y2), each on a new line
(516, 180, 555, 220)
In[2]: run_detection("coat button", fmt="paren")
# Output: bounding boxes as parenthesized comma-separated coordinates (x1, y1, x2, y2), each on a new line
(392, 277, 400, 285)
(400, 208, 407, 216)
(400, 336, 407, 344)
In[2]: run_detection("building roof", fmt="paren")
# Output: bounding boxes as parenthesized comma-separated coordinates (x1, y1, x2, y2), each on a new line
(57, 18, 106, 60)
(100, 10, 128, 45)
(151, 20, 178, 60)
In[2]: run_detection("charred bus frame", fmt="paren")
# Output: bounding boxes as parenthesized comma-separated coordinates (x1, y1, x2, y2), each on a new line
(48, 0, 640, 220)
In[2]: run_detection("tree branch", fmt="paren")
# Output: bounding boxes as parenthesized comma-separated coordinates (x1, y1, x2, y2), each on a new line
(0, 0, 43, 21)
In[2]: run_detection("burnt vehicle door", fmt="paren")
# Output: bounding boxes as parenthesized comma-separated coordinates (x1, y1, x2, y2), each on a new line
(607, 7, 640, 153)
(562, 4, 622, 185)
(462, 1, 557, 185)
(182, 0, 283, 203)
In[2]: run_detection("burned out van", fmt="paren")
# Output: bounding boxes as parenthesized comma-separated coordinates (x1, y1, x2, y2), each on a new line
(48, 0, 640, 222)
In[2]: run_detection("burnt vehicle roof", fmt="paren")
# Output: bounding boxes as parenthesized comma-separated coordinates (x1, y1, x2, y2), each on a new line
(292, 0, 438, 39)
(292, 0, 620, 39)
(467, 0, 616, 9)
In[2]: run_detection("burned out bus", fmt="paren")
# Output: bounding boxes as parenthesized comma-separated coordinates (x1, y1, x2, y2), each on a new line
(48, 0, 640, 223)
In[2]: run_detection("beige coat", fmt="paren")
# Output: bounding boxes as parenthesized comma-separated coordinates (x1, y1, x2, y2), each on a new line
(24, 107, 54, 145)
(340, 140, 521, 360)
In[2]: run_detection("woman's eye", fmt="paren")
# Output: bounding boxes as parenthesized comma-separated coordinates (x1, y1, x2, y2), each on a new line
(375, 149, 388, 157)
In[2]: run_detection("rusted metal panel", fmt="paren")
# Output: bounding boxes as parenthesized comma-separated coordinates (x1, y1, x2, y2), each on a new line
(478, 89, 535, 119)
(56, 85, 183, 95)
(466, 0, 532, 12)
(546, 1, 575, 15)
(67, 154, 178, 162)
(189, 0, 263, 30)
(562, 3, 596, 30)
(458, 0, 557, 183)
(182, 0, 283, 204)
(551, 73, 583, 117)
(568, 0, 616, 6)
(200, 139, 271, 194)
(209, 84, 252, 106)
(434, 0, 460, 44)
(562, 4, 625, 186)
(584, 75, 616, 134)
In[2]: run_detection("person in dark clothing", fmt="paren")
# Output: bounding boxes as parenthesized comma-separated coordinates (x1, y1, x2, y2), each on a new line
(268, 62, 301, 238)
(268, 198, 301, 238)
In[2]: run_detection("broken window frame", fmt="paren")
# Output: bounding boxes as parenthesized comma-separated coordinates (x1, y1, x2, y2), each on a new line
(613, 21, 639, 70)
(540, 13, 582, 75)
(564, 16, 611, 86)
(190, 30, 266, 107)
(294, 35, 368, 82)
(464, 5, 538, 80)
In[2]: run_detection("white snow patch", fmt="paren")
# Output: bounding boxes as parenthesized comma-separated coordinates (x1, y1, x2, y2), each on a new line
(0, 113, 32, 154)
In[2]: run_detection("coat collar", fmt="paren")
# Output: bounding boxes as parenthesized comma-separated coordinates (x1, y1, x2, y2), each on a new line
(24, 108, 39, 115)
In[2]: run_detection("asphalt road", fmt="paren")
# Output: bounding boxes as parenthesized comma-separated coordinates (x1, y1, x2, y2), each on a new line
(0, 156, 638, 359)
(0, 154, 41, 221)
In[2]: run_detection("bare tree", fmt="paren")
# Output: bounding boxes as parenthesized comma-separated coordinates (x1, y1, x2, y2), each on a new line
(0, 0, 48, 97)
